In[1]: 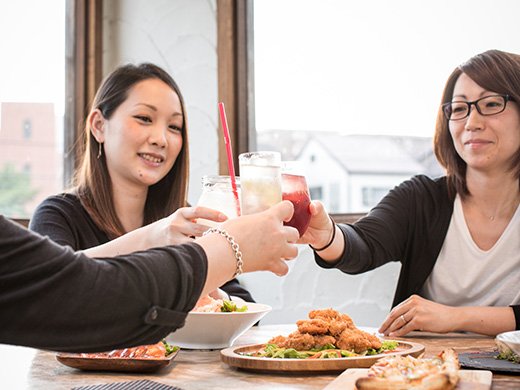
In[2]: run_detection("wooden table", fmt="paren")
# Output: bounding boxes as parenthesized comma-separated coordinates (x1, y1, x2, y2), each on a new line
(1, 325, 519, 389)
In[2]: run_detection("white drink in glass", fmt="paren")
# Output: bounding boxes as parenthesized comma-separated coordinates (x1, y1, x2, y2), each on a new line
(197, 175, 241, 228)
(239, 152, 282, 215)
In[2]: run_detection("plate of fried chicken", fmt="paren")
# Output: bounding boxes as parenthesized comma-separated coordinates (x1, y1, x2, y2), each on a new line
(220, 309, 424, 373)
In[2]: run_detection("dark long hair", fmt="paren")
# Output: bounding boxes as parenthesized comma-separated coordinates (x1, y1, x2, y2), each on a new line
(434, 50, 520, 198)
(74, 63, 189, 238)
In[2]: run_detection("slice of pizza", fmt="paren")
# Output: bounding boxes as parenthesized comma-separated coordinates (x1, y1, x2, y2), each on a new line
(355, 349, 459, 390)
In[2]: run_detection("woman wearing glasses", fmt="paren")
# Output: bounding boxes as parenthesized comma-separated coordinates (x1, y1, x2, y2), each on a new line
(302, 49, 520, 337)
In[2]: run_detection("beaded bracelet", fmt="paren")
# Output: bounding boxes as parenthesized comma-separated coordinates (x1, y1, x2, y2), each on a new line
(309, 216, 336, 252)
(203, 227, 243, 277)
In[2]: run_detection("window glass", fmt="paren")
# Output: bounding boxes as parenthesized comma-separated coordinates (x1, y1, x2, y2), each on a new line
(253, 0, 520, 212)
(0, 0, 65, 218)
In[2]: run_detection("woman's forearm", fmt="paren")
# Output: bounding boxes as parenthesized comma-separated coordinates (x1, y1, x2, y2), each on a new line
(196, 234, 236, 297)
(82, 226, 150, 257)
(455, 306, 516, 336)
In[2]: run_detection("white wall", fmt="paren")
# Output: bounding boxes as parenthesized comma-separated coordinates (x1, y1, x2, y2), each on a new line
(239, 247, 401, 327)
(103, 0, 218, 203)
(103, 0, 401, 328)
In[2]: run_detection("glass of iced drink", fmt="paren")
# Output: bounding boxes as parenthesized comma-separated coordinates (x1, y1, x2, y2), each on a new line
(238, 151, 282, 215)
(196, 175, 241, 229)
(281, 161, 311, 237)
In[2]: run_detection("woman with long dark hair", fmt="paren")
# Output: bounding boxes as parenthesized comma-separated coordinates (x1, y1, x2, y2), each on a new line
(30, 63, 253, 301)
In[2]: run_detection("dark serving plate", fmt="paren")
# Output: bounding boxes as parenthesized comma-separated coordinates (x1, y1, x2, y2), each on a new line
(459, 351, 520, 374)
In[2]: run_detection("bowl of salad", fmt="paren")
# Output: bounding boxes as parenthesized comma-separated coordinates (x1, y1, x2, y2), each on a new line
(167, 297, 271, 349)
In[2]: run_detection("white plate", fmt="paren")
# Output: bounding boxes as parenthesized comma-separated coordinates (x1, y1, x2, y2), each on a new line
(167, 302, 271, 349)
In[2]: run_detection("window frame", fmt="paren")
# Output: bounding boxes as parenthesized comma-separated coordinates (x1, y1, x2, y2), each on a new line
(217, 0, 256, 174)
(64, 0, 103, 187)
(218, 0, 361, 224)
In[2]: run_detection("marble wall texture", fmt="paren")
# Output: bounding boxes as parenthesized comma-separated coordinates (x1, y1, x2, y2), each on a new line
(102, 0, 400, 328)
(103, 0, 219, 203)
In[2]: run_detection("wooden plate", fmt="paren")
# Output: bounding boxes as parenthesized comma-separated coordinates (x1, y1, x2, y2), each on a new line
(220, 341, 424, 373)
(323, 368, 492, 390)
(55, 350, 179, 373)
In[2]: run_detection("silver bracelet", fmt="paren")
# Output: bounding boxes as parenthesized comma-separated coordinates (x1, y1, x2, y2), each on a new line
(203, 227, 243, 277)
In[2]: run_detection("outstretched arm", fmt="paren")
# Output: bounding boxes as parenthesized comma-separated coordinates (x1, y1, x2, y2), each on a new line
(1, 216, 207, 352)
(83, 206, 228, 257)
(0, 201, 298, 352)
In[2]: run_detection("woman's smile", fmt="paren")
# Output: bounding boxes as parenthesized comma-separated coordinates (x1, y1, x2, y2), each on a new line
(463, 138, 493, 150)
(138, 152, 165, 166)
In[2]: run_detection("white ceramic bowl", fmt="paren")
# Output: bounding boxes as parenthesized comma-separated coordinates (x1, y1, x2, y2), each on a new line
(167, 302, 271, 349)
(496, 330, 520, 355)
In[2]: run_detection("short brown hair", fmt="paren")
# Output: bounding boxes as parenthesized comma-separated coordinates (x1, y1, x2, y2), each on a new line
(434, 50, 520, 198)
(74, 63, 189, 238)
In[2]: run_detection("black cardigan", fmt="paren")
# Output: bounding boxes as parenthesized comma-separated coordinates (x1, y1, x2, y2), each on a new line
(29, 193, 253, 302)
(0, 216, 207, 352)
(316, 175, 520, 329)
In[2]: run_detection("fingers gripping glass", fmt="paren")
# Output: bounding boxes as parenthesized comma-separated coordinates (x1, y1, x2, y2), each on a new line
(442, 94, 513, 121)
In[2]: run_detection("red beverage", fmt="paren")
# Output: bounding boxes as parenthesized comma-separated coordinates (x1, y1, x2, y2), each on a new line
(282, 173, 311, 237)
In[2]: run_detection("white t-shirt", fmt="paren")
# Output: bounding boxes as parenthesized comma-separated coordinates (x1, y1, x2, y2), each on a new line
(421, 194, 520, 307)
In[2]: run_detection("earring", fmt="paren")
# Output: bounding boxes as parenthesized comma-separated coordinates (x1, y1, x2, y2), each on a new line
(97, 142, 103, 159)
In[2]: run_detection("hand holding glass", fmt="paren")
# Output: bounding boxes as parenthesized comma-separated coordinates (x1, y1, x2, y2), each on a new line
(197, 175, 241, 228)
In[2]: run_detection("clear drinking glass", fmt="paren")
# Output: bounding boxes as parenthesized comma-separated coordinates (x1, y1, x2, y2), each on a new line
(239, 151, 282, 215)
(281, 161, 311, 237)
(196, 175, 241, 228)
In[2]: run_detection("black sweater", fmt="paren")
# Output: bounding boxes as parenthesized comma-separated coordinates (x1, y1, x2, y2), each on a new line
(0, 216, 207, 352)
(29, 193, 253, 302)
(316, 175, 520, 329)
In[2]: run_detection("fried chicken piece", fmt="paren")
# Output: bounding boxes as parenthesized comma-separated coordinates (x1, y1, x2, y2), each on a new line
(267, 335, 287, 346)
(308, 308, 343, 321)
(309, 309, 354, 326)
(274, 332, 317, 350)
(307, 308, 355, 335)
(268, 331, 335, 351)
(297, 318, 329, 335)
(328, 318, 353, 336)
(311, 335, 337, 349)
(336, 328, 382, 353)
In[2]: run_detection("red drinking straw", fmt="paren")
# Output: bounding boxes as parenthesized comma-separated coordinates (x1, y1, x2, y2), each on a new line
(218, 102, 241, 216)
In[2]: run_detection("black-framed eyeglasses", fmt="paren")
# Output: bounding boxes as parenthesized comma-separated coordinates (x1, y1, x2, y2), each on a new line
(442, 94, 513, 121)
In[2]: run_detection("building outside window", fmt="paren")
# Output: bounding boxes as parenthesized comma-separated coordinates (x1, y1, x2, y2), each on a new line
(252, 0, 520, 213)
(23, 119, 32, 139)
(362, 187, 391, 208)
(0, 0, 65, 218)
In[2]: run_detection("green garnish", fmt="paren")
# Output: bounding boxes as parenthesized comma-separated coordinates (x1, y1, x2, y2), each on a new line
(241, 339, 398, 359)
(162, 340, 179, 356)
(497, 348, 520, 364)
(366, 340, 400, 355)
(221, 299, 248, 312)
